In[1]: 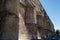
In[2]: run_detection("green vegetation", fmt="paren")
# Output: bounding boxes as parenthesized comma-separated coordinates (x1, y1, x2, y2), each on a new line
(56, 30, 60, 34)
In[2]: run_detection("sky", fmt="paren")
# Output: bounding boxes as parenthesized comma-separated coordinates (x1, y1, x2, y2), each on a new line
(40, 0, 60, 30)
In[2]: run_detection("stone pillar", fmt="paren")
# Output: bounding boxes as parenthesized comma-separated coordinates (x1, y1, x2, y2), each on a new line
(37, 15, 44, 36)
(0, 0, 20, 40)
(19, 13, 29, 40)
(0, 12, 19, 40)
(36, 9, 45, 38)
(19, 2, 30, 40)
(25, 7, 37, 40)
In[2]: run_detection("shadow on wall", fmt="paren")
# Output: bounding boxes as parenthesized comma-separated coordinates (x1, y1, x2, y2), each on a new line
(0, 11, 19, 40)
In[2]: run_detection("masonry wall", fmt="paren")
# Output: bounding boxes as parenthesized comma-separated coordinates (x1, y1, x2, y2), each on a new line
(0, 0, 55, 40)
(20, 0, 55, 40)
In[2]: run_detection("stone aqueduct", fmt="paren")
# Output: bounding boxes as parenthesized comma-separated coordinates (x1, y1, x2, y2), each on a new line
(0, 0, 55, 40)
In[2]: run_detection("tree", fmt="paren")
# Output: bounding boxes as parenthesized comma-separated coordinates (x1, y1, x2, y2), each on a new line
(56, 30, 60, 34)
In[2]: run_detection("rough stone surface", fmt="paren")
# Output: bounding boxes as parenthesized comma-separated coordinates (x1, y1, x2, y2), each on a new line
(0, 12, 19, 40)
(0, 0, 55, 40)
(0, 0, 19, 40)
(20, 0, 55, 40)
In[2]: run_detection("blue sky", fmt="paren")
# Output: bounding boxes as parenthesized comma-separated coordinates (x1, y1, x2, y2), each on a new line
(40, 0, 60, 30)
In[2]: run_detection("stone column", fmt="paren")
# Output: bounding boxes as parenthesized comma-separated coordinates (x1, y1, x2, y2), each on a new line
(19, 13, 29, 40)
(25, 7, 37, 40)
(0, 12, 19, 40)
(19, 2, 30, 40)
(0, 0, 20, 40)
(36, 10, 45, 38)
